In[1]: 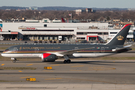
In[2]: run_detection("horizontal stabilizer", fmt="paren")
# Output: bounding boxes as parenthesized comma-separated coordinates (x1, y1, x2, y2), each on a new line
(112, 45, 132, 52)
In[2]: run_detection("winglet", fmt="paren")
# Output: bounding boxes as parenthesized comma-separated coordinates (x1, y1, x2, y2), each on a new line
(106, 24, 132, 46)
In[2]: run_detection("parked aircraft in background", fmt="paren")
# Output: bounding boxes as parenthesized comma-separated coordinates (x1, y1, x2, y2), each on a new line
(1, 24, 132, 63)
(61, 18, 66, 23)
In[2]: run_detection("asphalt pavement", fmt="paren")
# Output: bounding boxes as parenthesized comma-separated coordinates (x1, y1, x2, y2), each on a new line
(0, 60, 135, 90)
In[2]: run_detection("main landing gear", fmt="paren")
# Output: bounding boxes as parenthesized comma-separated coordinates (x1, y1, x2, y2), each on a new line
(11, 58, 17, 63)
(63, 55, 71, 63)
(64, 59, 71, 63)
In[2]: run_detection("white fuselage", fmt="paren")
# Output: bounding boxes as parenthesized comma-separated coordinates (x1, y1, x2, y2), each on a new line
(1, 52, 114, 58)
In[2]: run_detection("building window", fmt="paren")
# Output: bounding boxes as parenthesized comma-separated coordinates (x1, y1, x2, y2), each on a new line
(104, 32, 108, 35)
(128, 32, 133, 35)
(77, 37, 85, 39)
(22, 30, 74, 31)
(110, 32, 117, 34)
(77, 32, 87, 35)
(87, 32, 97, 34)
(98, 32, 102, 35)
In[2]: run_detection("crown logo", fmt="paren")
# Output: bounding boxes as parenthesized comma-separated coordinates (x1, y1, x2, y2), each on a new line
(117, 35, 124, 40)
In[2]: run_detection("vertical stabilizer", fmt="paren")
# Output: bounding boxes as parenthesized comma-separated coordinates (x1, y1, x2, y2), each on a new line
(61, 18, 66, 23)
(106, 24, 132, 46)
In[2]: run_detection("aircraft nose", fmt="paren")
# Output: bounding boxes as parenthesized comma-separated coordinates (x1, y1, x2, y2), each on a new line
(1, 50, 5, 57)
(1, 52, 4, 57)
(1, 52, 7, 57)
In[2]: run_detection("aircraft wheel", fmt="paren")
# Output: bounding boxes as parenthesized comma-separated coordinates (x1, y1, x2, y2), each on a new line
(64, 60, 67, 63)
(11, 58, 17, 63)
(67, 60, 71, 63)
(64, 60, 71, 63)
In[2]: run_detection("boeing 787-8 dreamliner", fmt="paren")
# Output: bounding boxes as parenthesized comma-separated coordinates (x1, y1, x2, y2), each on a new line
(1, 24, 132, 63)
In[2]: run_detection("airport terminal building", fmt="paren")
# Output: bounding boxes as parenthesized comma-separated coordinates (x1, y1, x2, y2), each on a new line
(0, 22, 134, 42)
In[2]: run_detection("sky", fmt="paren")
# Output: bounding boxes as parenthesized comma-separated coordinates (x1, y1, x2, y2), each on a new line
(0, 0, 135, 8)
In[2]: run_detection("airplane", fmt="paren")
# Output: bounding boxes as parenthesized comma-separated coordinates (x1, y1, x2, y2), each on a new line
(1, 24, 132, 63)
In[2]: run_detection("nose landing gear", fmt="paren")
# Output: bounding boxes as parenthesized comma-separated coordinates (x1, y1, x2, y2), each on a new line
(11, 58, 17, 63)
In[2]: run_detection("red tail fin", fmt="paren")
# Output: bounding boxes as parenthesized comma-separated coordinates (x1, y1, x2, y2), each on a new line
(61, 18, 66, 23)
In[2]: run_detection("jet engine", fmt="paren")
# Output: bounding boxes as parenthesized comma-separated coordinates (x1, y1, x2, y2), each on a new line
(41, 53, 57, 62)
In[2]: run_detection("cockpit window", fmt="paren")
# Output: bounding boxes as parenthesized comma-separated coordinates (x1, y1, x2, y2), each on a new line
(12, 47, 18, 51)
(6, 47, 18, 51)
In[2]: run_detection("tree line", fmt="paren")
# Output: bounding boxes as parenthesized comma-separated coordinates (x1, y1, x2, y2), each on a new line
(0, 10, 135, 22)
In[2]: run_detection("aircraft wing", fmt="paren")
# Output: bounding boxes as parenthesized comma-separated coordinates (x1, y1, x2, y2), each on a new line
(112, 45, 132, 52)
(58, 47, 94, 56)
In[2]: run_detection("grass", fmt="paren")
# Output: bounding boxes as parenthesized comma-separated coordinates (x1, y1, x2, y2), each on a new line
(0, 56, 11, 61)
(0, 67, 36, 70)
(131, 47, 135, 51)
(69, 57, 135, 60)
(0, 47, 8, 50)
(0, 80, 20, 82)
(93, 57, 135, 60)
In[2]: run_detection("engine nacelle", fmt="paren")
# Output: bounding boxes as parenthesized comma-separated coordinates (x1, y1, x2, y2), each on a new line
(41, 53, 57, 62)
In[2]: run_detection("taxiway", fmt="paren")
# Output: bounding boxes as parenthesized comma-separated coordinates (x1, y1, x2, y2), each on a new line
(0, 60, 135, 90)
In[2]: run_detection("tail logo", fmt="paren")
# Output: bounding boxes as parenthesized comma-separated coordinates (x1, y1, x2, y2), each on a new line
(117, 35, 124, 40)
